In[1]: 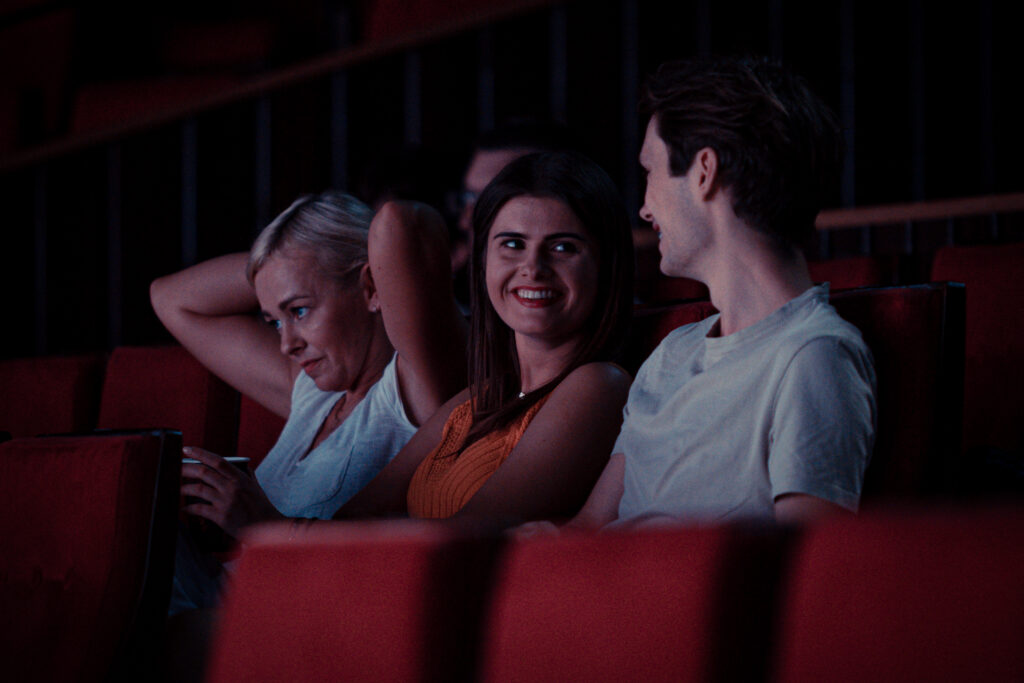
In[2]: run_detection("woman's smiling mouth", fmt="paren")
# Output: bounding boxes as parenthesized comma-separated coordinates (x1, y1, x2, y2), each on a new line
(512, 287, 559, 307)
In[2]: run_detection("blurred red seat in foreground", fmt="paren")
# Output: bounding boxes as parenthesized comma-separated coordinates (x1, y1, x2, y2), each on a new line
(206, 520, 501, 683)
(480, 525, 784, 683)
(0, 430, 180, 682)
(774, 505, 1024, 682)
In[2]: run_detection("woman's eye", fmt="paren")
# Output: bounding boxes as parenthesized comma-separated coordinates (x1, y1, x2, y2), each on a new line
(266, 319, 282, 331)
(552, 241, 580, 254)
(292, 306, 309, 319)
(500, 238, 524, 250)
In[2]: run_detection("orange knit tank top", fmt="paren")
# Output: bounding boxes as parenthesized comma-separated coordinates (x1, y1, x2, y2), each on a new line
(407, 395, 550, 518)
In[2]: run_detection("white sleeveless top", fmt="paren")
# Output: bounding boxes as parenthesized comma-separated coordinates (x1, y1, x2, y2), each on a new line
(254, 354, 416, 518)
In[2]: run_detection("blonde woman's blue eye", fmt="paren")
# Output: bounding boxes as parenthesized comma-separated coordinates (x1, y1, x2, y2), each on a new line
(267, 319, 282, 331)
(293, 306, 309, 319)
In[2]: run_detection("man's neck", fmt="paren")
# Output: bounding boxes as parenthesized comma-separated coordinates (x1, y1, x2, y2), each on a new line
(701, 223, 814, 337)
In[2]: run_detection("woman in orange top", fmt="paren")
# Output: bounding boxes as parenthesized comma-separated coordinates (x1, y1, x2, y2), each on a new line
(336, 151, 634, 525)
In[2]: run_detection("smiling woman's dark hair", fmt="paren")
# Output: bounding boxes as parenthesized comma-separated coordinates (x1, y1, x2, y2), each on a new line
(465, 151, 633, 441)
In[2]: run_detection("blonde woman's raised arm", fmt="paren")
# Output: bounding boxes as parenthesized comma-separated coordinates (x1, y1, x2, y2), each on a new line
(150, 253, 295, 418)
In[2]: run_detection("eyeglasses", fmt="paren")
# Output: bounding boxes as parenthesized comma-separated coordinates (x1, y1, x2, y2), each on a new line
(446, 189, 480, 215)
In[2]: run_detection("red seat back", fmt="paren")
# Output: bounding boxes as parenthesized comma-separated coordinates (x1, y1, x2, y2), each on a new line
(0, 354, 105, 437)
(831, 283, 966, 498)
(807, 255, 898, 290)
(774, 506, 1024, 683)
(931, 242, 1024, 455)
(0, 430, 180, 682)
(206, 520, 501, 683)
(480, 526, 784, 683)
(97, 346, 239, 456)
(236, 395, 286, 469)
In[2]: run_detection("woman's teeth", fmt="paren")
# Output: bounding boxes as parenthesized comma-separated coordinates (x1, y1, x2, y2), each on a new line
(515, 289, 555, 300)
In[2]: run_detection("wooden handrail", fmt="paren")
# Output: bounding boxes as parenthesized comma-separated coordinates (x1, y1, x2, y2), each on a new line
(0, 0, 559, 174)
(816, 192, 1024, 229)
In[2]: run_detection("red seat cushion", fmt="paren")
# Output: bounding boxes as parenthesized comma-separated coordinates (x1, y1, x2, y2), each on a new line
(481, 525, 784, 683)
(931, 242, 1024, 455)
(0, 432, 178, 682)
(0, 354, 104, 437)
(206, 520, 500, 683)
(98, 346, 239, 456)
(775, 506, 1024, 683)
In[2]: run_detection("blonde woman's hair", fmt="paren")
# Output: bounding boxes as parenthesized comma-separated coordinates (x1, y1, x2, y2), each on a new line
(247, 191, 374, 286)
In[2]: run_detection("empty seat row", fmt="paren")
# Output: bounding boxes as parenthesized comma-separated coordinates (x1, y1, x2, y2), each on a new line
(206, 505, 1024, 683)
(0, 345, 285, 467)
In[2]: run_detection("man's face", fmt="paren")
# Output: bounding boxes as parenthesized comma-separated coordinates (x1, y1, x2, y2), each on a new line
(638, 118, 710, 278)
(458, 147, 532, 237)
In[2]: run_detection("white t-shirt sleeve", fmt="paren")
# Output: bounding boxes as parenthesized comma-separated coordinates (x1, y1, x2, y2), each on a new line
(768, 335, 877, 511)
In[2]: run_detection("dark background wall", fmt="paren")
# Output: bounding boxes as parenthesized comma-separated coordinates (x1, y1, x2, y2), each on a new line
(0, 0, 1019, 359)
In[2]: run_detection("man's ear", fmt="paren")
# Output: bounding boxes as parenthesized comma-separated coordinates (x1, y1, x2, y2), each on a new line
(360, 263, 380, 313)
(693, 147, 720, 200)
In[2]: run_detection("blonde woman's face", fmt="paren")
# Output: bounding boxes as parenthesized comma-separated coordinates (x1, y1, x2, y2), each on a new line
(253, 250, 375, 392)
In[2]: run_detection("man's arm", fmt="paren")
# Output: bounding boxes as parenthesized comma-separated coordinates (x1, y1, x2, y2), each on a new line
(774, 493, 851, 524)
(515, 453, 626, 538)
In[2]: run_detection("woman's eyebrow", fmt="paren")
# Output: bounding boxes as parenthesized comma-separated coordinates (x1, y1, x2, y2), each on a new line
(492, 231, 525, 240)
(543, 232, 587, 241)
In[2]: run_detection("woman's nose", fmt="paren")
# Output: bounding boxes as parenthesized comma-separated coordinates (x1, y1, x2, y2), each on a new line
(279, 323, 303, 355)
(519, 247, 550, 277)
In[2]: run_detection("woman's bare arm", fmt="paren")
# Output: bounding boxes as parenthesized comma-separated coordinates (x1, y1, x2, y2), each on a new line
(454, 362, 631, 527)
(150, 252, 295, 418)
(335, 388, 470, 519)
(369, 201, 468, 427)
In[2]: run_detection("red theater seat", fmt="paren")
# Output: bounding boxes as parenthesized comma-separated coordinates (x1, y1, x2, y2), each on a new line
(0, 430, 180, 682)
(97, 346, 240, 456)
(480, 525, 784, 683)
(931, 242, 1024, 456)
(651, 275, 709, 303)
(236, 395, 286, 469)
(830, 283, 966, 498)
(774, 506, 1024, 683)
(0, 353, 105, 437)
(206, 520, 501, 683)
(807, 255, 898, 290)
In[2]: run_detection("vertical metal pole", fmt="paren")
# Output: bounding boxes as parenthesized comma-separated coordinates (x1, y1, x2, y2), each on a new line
(477, 28, 496, 133)
(330, 6, 352, 192)
(106, 144, 123, 349)
(181, 118, 199, 266)
(769, 0, 784, 61)
(404, 51, 423, 147)
(330, 71, 349, 191)
(549, 5, 568, 123)
(696, 0, 712, 58)
(909, 0, 926, 201)
(840, 0, 856, 207)
(621, 0, 640, 221)
(254, 96, 272, 233)
(33, 166, 48, 355)
(979, 0, 994, 195)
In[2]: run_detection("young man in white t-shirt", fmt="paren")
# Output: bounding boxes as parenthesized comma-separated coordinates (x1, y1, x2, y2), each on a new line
(525, 57, 876, 532)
